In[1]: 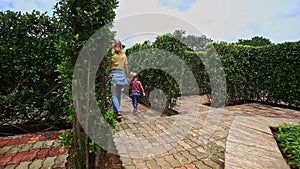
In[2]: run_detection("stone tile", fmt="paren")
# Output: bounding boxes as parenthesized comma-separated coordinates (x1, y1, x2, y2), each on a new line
(120, 157, 134, 166)
(0, 146, 12, 155)
(36, 149, 50, 159)
(52, 155, 67, 168)
(184, 163, 197, 169)
(15, 161, 31, 169)
(32, 141, 44, 150)
(0, 153, 15, 166)
(29, 159, 43, 169)
(3, 164, 18, 169)
(180, 150, 197, 163)
(145, 159, 161, 169)
(8, 151, 28, 165)
(20, 144, 33, 152)
(194, 161, 212, 169)
(164, 155, 181, 168)
(41, 156, 56, 169)
(203, 158, 222, 169)
(22, 150, 38, 162)
(173, 153, 189, 166)
(7, 145, 23, 154)
(42, 140, 54, 149)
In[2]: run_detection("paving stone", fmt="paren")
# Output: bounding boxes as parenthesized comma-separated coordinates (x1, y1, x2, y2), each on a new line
(154, 156, 166, 167)
(123, 165, 135, 169)
(164, 155, 181, 168)
(3, 164, 18, 169)
(0, 146, 12, 155)
(180, 150, 197, 163)
(7, 145, 23, 154)
(36, 149, 50, 159)
(187, 148, 209, 160)
(32, 141, 44, 150)
(52, 155, 67, 168)
(29, 159, 43, 169)
(145, 159, 161, 169)
(43, 140, 54, 149)
(203, 158, 222, 169)
(158, 161, 172, 169)
(134, 162, 148, 169)
(21, 150, 38, 162)
(194, 161, 212, 169)
(173, 153, 189, 166)
(15, 161, 31, 169)
(175, 167, 186, 169)
(184, 163, 198, 169)
(41, 156, 56, 169)
(178, 140, 192, 149)
(0, 153, 15, 166)
(120, 157, 133, 166)
(20, 144, 33, 152)
(8, 151, 28, 165)
(0, 140, 9, 147)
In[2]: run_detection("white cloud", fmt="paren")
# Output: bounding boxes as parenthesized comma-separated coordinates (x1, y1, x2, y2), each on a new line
(115, 0, 300, 45)
(0, 0, 57, 15)
(157, 0, 196, 12)
(1, 0, 299, 44)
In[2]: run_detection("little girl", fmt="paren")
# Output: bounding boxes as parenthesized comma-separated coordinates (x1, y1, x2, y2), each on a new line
(129, 72, 145, 115)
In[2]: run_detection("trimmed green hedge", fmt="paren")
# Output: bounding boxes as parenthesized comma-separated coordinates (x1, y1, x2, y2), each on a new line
(213, 41, 300, 106)
(126, 34, 300, 107)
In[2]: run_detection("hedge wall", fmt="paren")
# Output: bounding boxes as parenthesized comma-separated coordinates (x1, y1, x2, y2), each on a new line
(213, 41, 300, 106)
(126, 36, 300, 108)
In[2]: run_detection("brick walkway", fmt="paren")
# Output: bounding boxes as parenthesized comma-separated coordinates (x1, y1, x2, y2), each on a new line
(0, 131, 67, 169)
(0, 94, 299, 169)
(115, 95, 300, 169)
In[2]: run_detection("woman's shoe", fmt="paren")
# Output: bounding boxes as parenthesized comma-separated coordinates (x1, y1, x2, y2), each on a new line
(116, 112, 122, 118)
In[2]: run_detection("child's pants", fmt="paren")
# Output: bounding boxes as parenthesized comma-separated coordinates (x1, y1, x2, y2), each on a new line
(131, 92, 141, 112)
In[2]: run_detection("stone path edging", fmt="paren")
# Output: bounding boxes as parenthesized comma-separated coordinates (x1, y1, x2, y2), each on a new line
(225, 117, 299, 169)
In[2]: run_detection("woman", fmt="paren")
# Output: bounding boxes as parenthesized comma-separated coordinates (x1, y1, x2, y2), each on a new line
(110, 39, 129, 121)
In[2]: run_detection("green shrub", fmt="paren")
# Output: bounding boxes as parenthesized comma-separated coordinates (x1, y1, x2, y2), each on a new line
(274, 123, 300, 168)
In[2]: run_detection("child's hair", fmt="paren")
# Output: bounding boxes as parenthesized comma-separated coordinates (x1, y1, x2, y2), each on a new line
(129, 72, 138, 82)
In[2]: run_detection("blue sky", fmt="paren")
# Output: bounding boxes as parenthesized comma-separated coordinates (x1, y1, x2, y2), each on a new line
(1, 0, 299, 46)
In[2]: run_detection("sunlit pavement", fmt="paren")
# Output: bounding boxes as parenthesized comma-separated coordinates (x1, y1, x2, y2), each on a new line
(0, 94, 299, 169)
(0, 131, 67, 169)
(115, 94, 300, 169)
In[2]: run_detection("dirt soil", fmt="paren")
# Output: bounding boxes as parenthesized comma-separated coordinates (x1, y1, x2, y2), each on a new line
(96, 149, 124, 169)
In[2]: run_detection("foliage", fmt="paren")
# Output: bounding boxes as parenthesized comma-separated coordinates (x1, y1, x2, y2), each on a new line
(172, 30, 213, 51)
(235, 36, 272, 46)
(0, 10, 63, 123)
(213, 41, 300, 106)
(274, 123, 300, 168)
(126, 33, 187, 110)
(127, 31, 300, 107)
(53, 0, 118, 168)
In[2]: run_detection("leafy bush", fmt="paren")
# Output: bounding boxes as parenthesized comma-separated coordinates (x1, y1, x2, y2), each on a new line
(0, 10, 63, 123)
(274, 123, 300, 168)
(126, 32, 300, 108)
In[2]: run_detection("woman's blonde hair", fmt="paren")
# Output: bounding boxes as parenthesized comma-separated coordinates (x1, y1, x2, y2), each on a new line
(111, 39, 125, 54)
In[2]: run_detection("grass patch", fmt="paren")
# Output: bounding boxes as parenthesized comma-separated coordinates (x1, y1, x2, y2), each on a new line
(272, 123, 300, 169)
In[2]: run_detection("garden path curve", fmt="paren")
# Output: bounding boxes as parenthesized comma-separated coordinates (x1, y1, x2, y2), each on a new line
(0, 94, 299, 169)
(115, 94, 300, 169)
